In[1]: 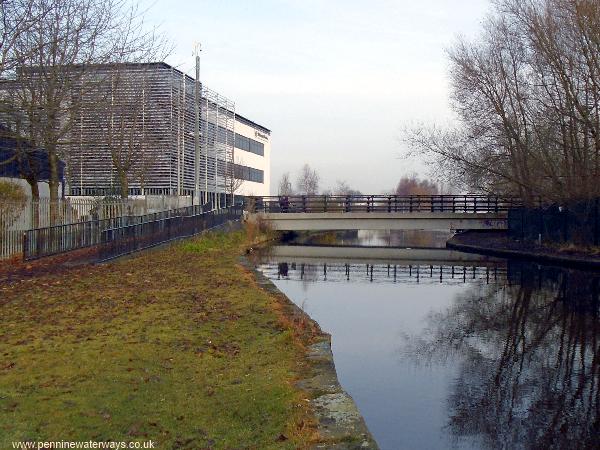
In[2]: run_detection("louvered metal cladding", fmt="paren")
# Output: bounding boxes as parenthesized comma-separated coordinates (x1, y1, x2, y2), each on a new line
(65, 63, 235, 199)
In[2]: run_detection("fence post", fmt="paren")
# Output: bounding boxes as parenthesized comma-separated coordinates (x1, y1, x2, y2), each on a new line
(559, 208, 569, 242)
(538, 206, 543, 245)
(595, 198, 599, 247)
(521, 207, 524, 241)
(22, 231, 28, 261)
(30, 198, 34, 229)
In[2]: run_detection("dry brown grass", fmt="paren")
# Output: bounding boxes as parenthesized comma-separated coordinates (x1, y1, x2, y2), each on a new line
(1, 231, 321, 449)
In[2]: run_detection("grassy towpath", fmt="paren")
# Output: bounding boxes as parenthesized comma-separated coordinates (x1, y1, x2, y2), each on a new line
(0, 231, 319, 449)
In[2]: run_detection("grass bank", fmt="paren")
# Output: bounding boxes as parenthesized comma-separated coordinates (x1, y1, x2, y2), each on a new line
(0, 231, 319, 449)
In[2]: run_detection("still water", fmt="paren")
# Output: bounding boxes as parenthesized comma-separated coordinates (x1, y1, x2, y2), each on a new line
(255, 231, 600, 450)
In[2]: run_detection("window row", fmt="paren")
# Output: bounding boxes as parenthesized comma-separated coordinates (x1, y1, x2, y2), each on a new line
(199, 124, 264, 157)
(234, 164, 264, 183)
(235, 134, 264, 156)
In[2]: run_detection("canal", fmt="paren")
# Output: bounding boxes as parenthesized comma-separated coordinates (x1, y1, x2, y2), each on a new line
(255, 231, 600, 450)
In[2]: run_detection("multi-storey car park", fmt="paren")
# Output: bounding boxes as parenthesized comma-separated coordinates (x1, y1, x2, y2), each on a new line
(2, 62, 270, 204)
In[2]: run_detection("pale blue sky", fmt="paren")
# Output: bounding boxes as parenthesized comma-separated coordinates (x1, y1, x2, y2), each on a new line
(145, 0, 492, 193)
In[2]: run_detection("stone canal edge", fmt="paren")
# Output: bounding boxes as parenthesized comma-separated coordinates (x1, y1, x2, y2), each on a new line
(239, 256, 379, 450)
(447, 231, 600, 270)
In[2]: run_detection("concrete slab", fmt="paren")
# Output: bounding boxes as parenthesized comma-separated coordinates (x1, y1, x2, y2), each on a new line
(251, 212, 508, 231)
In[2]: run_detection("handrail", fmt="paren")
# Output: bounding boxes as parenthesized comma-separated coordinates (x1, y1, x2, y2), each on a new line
(22, 205, 241, 261)
(245, 195, 524, 214)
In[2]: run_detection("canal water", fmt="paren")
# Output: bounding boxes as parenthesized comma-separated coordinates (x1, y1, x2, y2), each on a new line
(255, 231, 600, 450)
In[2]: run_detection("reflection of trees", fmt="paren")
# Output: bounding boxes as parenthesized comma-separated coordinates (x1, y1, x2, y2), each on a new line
(404, 265, 600, 449)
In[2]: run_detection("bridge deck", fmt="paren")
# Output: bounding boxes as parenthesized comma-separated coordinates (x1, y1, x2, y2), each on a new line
(252, 211, 508, 231)
(246, 195, 518, 231)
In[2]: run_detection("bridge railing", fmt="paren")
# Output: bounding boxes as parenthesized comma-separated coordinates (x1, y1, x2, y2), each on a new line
(246, 195, 523, 214)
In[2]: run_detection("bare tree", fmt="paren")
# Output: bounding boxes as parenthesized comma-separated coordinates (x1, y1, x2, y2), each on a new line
(89, 66, 158, 198)
(224, 157, 245, 206)
(395, 174, 438, 196)
(0, 1, 44, 76)
(0, 106, 43, 199)
(5, 0, 169, 221)
(296, 163, 319, 195)
(404, 0, 600, 204)
(334, 179, 361, 196)
(277, 171, 293, 196)
(0, 2, 48, 199)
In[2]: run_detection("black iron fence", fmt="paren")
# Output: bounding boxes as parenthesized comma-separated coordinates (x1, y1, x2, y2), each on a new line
(98, 206, 242, 261)
(246, 195, 523, 214)
(508, 198, 600, 246)
(23, 204, 242, 261)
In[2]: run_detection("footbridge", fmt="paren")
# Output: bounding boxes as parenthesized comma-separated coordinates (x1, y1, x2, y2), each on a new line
(246, 195, 522, 232)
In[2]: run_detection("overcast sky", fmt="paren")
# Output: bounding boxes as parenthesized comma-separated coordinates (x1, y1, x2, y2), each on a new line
(146, 0, 492, 194)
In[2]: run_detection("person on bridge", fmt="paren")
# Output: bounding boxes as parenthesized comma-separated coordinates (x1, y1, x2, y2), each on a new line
(279, 196, 289, 213)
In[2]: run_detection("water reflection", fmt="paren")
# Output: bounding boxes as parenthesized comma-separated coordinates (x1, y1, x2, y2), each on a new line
(404, 264, 600, 449)
(350, 230, 454, 248)
(267, 261, 506, 285)
(258, 245, 506, 285)
(256, 242, 600, 449)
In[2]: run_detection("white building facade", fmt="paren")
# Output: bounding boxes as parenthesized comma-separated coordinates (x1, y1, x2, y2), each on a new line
(233, 114, 270, 197)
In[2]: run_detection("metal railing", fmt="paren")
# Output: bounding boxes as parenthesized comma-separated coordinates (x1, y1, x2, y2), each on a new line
(98, 206, 242, 261)
(246, 195, 523, 214)
(23, 204, 242, 262)
(1, 195, 195, 260)
(509, 198, 600, 246)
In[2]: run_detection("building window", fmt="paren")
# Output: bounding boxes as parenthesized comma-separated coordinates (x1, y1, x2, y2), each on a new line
(235, 134, 249, 151)
(235, 134, 264, 156)
(234, 163, 264, 183)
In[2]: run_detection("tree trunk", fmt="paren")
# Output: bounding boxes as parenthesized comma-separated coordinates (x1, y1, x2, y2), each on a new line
(118, 170, 129, 198)
(48, 147, 60, 225)
(26, 178, 40, 228)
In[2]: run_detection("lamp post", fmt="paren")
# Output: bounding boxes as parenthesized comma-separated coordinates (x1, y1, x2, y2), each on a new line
(193, 42, 201, 206)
